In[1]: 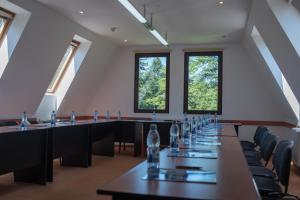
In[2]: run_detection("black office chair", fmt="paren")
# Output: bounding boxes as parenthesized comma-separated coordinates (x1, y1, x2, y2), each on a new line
(249, 140, 291, 178)
(246, 133, 277, 166)
(243, 127, 269, 153)
(254, 140, 299, 200)
(241, 126, 269, 150)
(243, 129, 270, 159)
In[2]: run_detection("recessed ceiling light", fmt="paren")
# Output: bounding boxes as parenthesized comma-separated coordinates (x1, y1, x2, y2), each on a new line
(218, 0, 224, 5)
(79, 10, 84, 14)
(124, 39, 128, 43)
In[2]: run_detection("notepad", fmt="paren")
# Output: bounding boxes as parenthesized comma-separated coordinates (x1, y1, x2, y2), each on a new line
(168, 149, 218, 159)
(196, 141, 222, 146)
(142, 169, 217, 184)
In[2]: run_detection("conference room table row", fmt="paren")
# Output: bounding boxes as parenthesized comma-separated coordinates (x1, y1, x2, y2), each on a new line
(97, 125, 261, 200)
(0, 119, 188, 185)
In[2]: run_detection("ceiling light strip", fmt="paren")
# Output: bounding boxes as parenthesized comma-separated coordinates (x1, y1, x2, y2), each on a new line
(150, 29, 168, 46)
(118, 0, 147, 23)
(118, 0, 168, 46)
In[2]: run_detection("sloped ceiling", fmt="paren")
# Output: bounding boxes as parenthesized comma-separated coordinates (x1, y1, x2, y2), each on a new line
(37, 0, 251, 45)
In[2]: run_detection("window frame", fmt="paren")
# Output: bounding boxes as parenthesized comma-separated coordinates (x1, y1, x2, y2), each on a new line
(183, 51, 223, 115)
(0, 7, 15, 47)
(134, 52, 170, 113)
(47, 40, 80, 94)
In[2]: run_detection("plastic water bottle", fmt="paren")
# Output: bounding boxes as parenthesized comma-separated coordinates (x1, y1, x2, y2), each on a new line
(20, 111, 28, 130)
(204, 114, 209, 127)
(50, 110, 56, 126)
(214, 113, 218, 126)
(118, 111, 121, 120)
(70, 111, 76, 124)
(183, 117, 190, 144)
(183, 112, 187, 119)
(197, 115, 203, 135)
(93, 110, 99, 122)
(191, 116, 197, 143)
(105, 110, 110, 120)
(152, 111, 156, 121)
(169, 121, 179, 152)
(147, 124, 160, 178)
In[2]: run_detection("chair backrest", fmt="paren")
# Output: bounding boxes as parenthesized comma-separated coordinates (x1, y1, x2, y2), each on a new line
(256, 129, 269, 147)
(272, 140, 292, 170)
(254, 126, 268, 145)
(275, 140, 294, 193)
(260, 133, 277, 165)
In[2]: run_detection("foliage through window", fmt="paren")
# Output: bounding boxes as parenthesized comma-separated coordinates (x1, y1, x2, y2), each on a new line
(134, 53, 170, 113)
(47, 40, 80, 93)
(0, 7, 14, 46)
(184, 51, 222, 114)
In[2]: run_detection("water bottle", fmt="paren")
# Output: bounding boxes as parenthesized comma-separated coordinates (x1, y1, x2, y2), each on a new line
(204, 114, 209, 127)
(147, 124, 160, 178)
(20, 111, 28, 130)
(50, 110, 56, 127)
(93, 110, 99, 122)
(183, 117, 190, 144)
(70, 111, 76, 124)
(214, 113, 218, 126)
(118, 111, 121, 120)
(197, 115, 203, 135)
(152, 111, 156, 121)
(183, 112, 187, 119)
(191, 116, 197, 143)
(169, 121, 179, 152)
(105, 110, 110, 120)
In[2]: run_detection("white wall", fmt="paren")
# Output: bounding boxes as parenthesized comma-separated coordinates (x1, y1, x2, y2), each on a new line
(88, 43, 295, 121)
(0, 0, 118, 117)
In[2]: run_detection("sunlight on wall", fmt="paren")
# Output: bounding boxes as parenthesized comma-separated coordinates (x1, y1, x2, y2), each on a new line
(251, 26, 299, 122)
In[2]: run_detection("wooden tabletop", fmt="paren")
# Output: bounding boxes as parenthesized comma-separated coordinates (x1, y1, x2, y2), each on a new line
(97, 125, 260, 200)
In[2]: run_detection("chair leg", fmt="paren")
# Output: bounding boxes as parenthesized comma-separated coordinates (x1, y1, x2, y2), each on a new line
(119, 142, 121, 153)
(123, 142, 126, 151)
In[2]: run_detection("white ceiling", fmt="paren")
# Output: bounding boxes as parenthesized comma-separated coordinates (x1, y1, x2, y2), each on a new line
(37, 0, 251, 45)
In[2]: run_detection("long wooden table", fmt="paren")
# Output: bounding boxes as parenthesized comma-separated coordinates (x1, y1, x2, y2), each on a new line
(97, 125, 260, 200)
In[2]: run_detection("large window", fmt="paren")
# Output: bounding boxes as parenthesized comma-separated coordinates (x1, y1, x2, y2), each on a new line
(0, 7, 14, 46)
(184, 51, 222, 114)
(47, 40, 80, 93)
(134, 53, 170, 113)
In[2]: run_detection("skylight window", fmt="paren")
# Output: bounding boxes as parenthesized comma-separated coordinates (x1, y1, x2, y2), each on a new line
(0, 7, 14, 77)
(266, 0, 300, 56)
(251, 26, 299, 121)
(0, 7, 14, 44)
(47, 40, 80, 93)
(36, 35, 91, 120)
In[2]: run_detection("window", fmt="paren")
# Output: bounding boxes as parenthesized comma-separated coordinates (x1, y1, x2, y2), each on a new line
(251, 26, 299, 121)
(134, 53, 170, 113)
(0, 7, 14, 46)
(266, 0, 300, 56)
(47, 40, 80, 93)
(184, 51, 222, 114)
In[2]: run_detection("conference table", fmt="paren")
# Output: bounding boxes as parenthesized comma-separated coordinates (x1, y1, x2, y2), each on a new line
(0, 119, 174, 185)
(0, 126, 49, 185)
(97, 125, 261, 200)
